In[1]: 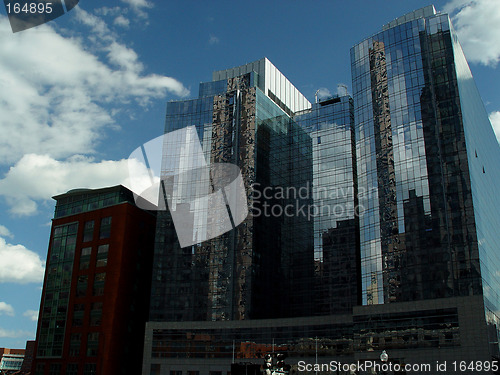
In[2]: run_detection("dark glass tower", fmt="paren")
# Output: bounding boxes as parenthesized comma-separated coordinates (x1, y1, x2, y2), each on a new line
(352, 4, 500, 360)
(143, 60, 360, 375)
(149, 59, 314, 322)
(294, 95, 361, 314)
(142, 7, 500, 372)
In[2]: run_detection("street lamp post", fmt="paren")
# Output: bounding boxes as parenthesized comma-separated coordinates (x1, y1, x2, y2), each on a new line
(380, 350, 389, 375)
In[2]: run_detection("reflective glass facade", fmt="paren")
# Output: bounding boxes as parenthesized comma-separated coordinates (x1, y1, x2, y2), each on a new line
(37, 221, 77, 358)
(150, 68, 314, 323)
(450, 13, 500, 356)
(53, 188, 136, 219)
(352, 4, 500, 358)
(294, 96, 360, 314)
(144, 10, 500, 369)
(143, 296, 482, 374)
(148, 308, 460, 360)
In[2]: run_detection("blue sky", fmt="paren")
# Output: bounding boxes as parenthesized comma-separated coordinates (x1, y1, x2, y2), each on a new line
(1, 0, 500, 349)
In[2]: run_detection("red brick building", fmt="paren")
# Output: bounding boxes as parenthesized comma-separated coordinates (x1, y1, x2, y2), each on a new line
(32, 186, 156, 375)
(20, 340, 35, 373)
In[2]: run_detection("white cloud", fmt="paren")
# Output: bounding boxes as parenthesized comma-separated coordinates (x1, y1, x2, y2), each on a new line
(489, 111, 500, 143)
(0, 327, 33, 338)
(0, 225, 13, 239)
(107, 41, 142, 72)
(316, 87, 332, 101)
(0, 14, 188, 165)
(95, 5, 133, 27)
(0, 237, 45, 284)
(23, 310, 39, 322)
(121, 0, 153, 10)
(94, 6, 123, 17)
(0, 302, 15, 316)
(444, 0, 500, 66)
(114, 15, 130, 28)
(209, 35, 220, 45)
(0, 154, 152, 216)
(120, 0, 153, 18)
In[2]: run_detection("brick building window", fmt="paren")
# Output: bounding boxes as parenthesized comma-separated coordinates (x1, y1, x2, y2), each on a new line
(93, 273, 106, 296)
(87, 333, 99, 357)
(99, 217, 112, 239)
(83, 220, 94, 242)
(83, 363, 97, 375)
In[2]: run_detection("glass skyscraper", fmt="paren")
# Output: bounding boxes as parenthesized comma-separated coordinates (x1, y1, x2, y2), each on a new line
(140, 6, 500, 374)
(352, 4, 500, 358)
(149, 59, 315, 323)
(143, 60, 362, 374)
